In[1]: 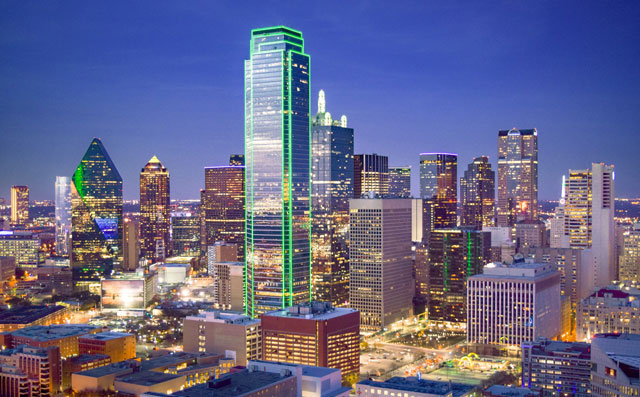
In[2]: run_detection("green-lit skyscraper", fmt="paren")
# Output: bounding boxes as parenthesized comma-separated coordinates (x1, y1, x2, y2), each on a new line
(71, 138, 123, 289)
(244, 26, 311, 317)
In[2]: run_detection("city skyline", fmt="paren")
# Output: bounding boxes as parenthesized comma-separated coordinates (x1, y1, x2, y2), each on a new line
(1, 3, 639, 201)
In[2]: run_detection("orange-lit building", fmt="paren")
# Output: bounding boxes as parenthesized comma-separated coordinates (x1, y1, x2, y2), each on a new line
(78, 332, 136, 363)
(0, 305, 70, 333)
(261, 302, 359, 384)
(0, 324, 101, 358)
(140, 156, 171, 263)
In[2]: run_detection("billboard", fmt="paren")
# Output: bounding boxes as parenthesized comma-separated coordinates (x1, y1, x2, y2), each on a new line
(101, 279, 145, 310)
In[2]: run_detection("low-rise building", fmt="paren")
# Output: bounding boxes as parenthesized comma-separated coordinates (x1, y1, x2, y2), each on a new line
(0, 345, 62, 396)
(114, 371, 185, 397)
(62, 353, 110, 390)
(521, 338, 591, 396)
(0, 324, 101, 358)
(78, 331, 136, 363)
(36, 265, 73, 296)
(0, 305, 69, 332)
(482, 385, 537, 396)
(590, 333, 640, 397)
(356, 377, 474, 397)
(0, 231, 40, 268)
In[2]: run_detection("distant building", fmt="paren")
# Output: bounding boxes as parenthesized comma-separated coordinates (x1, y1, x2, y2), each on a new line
(36, 264, 73, 295)
(467, 261, 561, 354)
(140, 156, 171, 263)
(208, 261, 243, 311)
(497, 128, 538, 227)
(261, 302, 360, 384)
(0, 256, 15, 293)
(0, 324, 100, 358)
(122, 218, 140, 271)
(10, 185, 29, 227)
(206, 241, 238, 263)
(426, 229, 490, 323)
(71, 138, 123, 287)
(62, 354, 111, 390)
(576, 281, 640, 341)
(0, 344, 61, 396)
(420, 153, 457, 230)
(590, 333, 640, 397)
(79, 332, 136, 363)
(483, 385, 537, 396)
(0, 231, 40, 268)
(170, 215, 200, 257)
(183, 311, 261, 366)
(388, 166, 411, 198)
(101, 271, 156, 310)
(55, 176, 72, 256)
(228, 154, 244, 166)
(354, 153, 389, 198)
(514, 220, 547, 250)
(356, 377, 474, 397)
(0, 306, 69, 333)
(521, 338, 591, 396)
(460, 156, 495, 228)
(349, 198, 413, 332)
(619, 223, 640, 282)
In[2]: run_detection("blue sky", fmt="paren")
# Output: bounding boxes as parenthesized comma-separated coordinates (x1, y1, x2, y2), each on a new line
(1, 1, 639, 200)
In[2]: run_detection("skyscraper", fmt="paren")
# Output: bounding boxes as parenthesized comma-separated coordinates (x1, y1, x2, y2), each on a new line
(353, 154, 389, 198)
(244, 26, 311, 317)
(497, 128, 538, 227)
(139, 156, 170, 263)
(10, 186, 29, 226)
(122, 218, 139, 271)
(171, 215, 200, 257)
(420, 153, 457, 230)
(564, 163, 615, 291)
(619, 223, 640, 282)
(229, 154, 245, 166)
(388, 166, 411, 198)
(55, 177, 72, 256)
(349, 198, 413, 332)
(460, 156, 495, 228)
(71, 138, 123, 287)
(426, 229, 490, 323)
(310, 89, 354, 306)
(201, 166, 245, 261)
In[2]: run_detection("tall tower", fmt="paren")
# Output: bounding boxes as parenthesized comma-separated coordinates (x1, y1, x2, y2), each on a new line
(139, 156, 170, 263)
(10, 186, 29, 226)
(245, 26, 311, 317)
(389, 166, 411, 198)
(460, 156, 495, 228)
(353, 154, 389, 198)
(201, 166, 245, 261)
(420, 153, 457, 230)
(310, 89, 354, 306)
(55, 177, 72, 256)
(71, 138, 123, 287)
(497, 128, 538, 226)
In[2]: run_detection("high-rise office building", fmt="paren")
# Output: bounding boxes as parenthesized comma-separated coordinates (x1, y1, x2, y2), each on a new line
(71, 138, 123, 286)
(349, 199, 413, 332)
(201, 166, 244, 262)
(460, 156, 494, 228)
(353, 154, 389, 198)
(122, 218, 139, 271)
(564, 163, 615, 291)
(261, 302, 360, 384)
(497, 128, 538, 227)
(619, 223, 640, 282)
(170, 215, 200, 257)
(426, 229, 490, 323)
(55, 177, 72, 256)
(10, 186, 29, 226)
(229, 154, 244, 166)
(139, 156, 170, 263)
(244, 26, 311, 317)
(388, 166, 411, 198)
(310, 89, 354, 306)
(420, 153, 457, 230)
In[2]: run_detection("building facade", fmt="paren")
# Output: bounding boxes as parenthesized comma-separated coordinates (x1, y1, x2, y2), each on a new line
(10, 186, 29, 227)
(590, 333, 640, 397)
(310, 89, 354, 307)
(349, 198, 413, 332)
(0, 231, 39, 268)
(244, 26, 311, 317)
(170, 215, 200, 257)
(497, 128, 538, 227)
(619, 223, 640, 282)
(55, 177, 72, 256)
(71, 138, 123, 287)
(122, 218, 140, 271)
(353, 154, 389, 199)
(420, 153, 457, 230)
(139, 156, 171, 263)
(460, 156, 495, 228)
(0, 345, 61, 396)
(388, 166, 411, 198)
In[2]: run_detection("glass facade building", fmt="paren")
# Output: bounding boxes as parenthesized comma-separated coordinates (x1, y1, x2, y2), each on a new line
(497, 128, 538, 227)
(353, 154, 388, 198)
(171, 215, 201, 257)
(139, 156, 170, 263)
(388, 166, 411, 198)
(201, 166, 245, 261)
(460, 156, 495, 228)
(420, 153, 457, 230)
(55, 177, 72, 256)
(310, 89, 354, 306)
(71, 138, 123, 285)
(10, 185, 29, 226)
(244, 26, 311, 317)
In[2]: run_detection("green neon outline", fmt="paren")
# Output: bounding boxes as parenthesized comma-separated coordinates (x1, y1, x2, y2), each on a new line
(282, 49, 287, 309)
(287, 50, 294, 307)
(307, 52, 312, 303)
(467, 232, 472, 280)
(251, 26, 303, 38)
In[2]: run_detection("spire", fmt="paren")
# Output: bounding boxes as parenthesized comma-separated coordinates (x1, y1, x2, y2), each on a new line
(340, 115, 347, 128)
(148, 155, 161, 164)
(318, 89, 326, 114)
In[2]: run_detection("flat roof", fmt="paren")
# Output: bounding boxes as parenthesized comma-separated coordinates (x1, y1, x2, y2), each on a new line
(75, 362, 135, 378)
(263, 306, 358, 321)
(0, 305, 66, 325)
(80, 331, 133, 341)
(115, 370, 183, 386)
(302, 365, 339, 378)
(5, 324, 99, 341)
(358, 377, 473, 397)
(67, 354, 111, 364)
(172, 370, 293, 397)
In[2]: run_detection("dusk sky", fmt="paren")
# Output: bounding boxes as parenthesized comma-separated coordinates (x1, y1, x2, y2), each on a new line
(1, 1, 639, 201)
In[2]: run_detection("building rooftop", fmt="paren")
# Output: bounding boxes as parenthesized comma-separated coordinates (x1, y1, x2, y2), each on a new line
(358, 377, 473, 397)
(66, 354, 111, 365)
(3, 324, 99, 341)
(477, 261, 558, 280)
(301, 365, 339, 378)
(74, 361, 136, 378)
(263, 301, 359, 321)
(79, 331, 133, 341)
(522, 338, 590, 359)
(186, 311, 260, 326)
(115, 370, 183, 386)
(172, 369, 293, 397)
(0, 305, 67, 325)
(486, 385, 537, 396)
